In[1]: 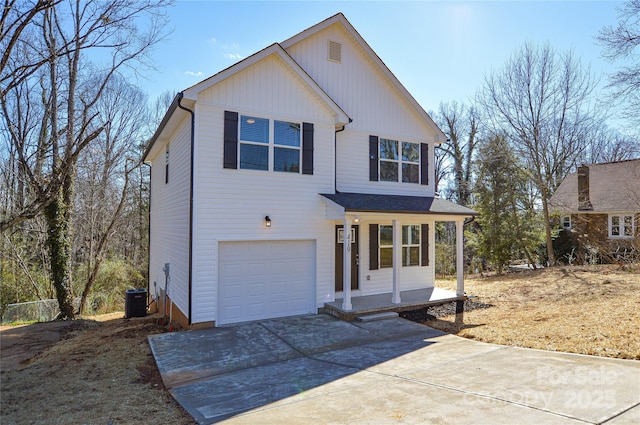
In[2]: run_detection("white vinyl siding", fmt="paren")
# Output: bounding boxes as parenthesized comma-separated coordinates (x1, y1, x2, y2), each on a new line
(189, 56, 337, 324)
(148, 118, 191, 319)
(357, 216, 436, 296)
(336, 129, 435, 196)
(284, 25, 439, 140)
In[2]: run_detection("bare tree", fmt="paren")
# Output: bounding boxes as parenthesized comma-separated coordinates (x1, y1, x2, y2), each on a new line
(479, 42, 600, 265)
(433, 101, 479, 206)
(598, 0, 640, 132)
(1, 0, 171, 318)
(74, 75, 149, 315)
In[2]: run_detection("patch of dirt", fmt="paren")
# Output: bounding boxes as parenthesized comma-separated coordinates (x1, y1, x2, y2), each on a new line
(0, 314, 196, 425)
(408, 265, 640, 360)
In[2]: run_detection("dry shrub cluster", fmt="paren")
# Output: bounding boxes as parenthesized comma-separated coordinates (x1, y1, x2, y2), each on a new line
(428, 265, 640, 359)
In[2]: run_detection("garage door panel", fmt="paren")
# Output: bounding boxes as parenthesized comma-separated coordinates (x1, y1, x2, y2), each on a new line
(218, 240, 315, 325)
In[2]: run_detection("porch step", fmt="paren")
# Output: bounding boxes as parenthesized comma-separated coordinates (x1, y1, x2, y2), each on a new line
(356, 312, 399, 322)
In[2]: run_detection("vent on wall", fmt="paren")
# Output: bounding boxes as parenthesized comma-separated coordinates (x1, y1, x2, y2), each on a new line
(328, 40, 342, 63)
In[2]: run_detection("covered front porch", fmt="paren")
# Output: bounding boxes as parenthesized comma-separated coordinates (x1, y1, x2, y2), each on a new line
(323, 287, 465, 321)
(320, 192, 477, 320)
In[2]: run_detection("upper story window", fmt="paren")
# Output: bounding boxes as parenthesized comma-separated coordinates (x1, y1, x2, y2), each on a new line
(273, 121, 301, 172)
(378, 139, 419, 183)
(609, 214, 634, 238)
(370, 135, 428, 185)
(224, 111, 313, 174)
(561, 216, 571, 230)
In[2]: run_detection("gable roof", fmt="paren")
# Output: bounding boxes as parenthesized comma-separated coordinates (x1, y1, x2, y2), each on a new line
(181, 43, 350, 126)
(321, 192, 478, 216)
(550, 159, 640, 213)
(281, 13, 447, 143)
(144, 13, 446, 162)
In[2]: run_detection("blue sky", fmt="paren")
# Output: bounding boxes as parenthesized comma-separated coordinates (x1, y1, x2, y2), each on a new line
(140, 0, 623, 115)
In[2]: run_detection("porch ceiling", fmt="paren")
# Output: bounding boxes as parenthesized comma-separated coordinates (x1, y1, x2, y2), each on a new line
(320, 192, 478, 216)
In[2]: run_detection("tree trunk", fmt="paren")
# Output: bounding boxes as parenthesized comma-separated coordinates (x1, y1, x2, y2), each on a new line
(541, 194, 556, 266)
(45, 172, 75, 319)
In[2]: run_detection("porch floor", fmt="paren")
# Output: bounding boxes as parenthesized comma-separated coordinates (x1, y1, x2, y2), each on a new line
(323, 287, 465, 321)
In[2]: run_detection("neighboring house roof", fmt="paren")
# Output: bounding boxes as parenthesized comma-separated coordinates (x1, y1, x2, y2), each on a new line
(281, 13, 446, 143)
(320, 192, 478, 216)
(550, 159, 640, 213)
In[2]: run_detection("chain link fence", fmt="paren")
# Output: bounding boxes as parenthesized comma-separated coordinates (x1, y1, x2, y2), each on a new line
(1, 298, 81, 324)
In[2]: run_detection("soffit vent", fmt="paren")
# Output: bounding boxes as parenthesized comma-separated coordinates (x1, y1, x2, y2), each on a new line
(328, 40, 342, 63)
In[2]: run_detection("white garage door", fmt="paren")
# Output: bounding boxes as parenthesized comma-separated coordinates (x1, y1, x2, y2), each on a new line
(218, 240, 316, 325)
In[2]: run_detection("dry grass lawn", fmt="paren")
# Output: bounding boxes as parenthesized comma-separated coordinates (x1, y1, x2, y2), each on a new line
(1, 314, 195, 425)
(428, 264, 640, 360)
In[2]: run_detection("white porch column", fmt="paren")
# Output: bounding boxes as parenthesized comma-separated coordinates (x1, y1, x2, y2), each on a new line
(456, 219, 465, 297)
(392, 219, 401, 304)
(342, 217, 353, 311)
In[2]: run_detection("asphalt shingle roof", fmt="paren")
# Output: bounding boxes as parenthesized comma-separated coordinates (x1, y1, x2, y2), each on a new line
(550, 159, 640, 213)
(320, 192, 478, 216)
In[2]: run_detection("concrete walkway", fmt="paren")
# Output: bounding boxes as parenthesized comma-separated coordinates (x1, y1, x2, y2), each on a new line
(148, 314, 640, 425)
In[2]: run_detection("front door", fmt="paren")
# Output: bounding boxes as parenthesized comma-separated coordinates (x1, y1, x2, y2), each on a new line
(335, 225, 359, 291)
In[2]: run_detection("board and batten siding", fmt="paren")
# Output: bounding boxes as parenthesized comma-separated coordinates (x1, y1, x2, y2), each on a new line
(148, 116, 191, 319)
(351, 215, 436, 296)
(284, 23, 438, 141)
(189, 55, 339, 324)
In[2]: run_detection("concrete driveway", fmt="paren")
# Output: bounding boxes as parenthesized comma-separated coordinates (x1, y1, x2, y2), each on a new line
(148, 314, 640, 424)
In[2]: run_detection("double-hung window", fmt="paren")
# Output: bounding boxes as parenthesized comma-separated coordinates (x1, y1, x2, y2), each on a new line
(378, 224, 421, 268)
(561, 216, 571, 230)
(273, 121, 300, 172)
(239, 116, 269, 170)
(225, 111, 313, 173)
(379, 225, 393, 268)
(369, 136, 427, 184)
(402, 225, 420, 266)
(609, 214, 634, 238)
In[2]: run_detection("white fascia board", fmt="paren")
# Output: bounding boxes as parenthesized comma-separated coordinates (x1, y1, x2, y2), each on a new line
(144, 95, 195, 163)
(281, 13, 446, 143)
(320, 195, 346, 220)
(182, 44, 350, 126)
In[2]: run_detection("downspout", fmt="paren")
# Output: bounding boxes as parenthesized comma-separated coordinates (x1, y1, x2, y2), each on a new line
(333, 118, 351, 193)
(177, 92, 195, 326)
(143, 162, 151, 307)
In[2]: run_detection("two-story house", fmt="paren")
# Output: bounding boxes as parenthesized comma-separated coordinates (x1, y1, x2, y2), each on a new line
(143, 13, 477, 327)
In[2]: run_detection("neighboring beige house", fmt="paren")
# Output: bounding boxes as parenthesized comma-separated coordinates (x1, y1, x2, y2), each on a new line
(550, 159, 640, 262)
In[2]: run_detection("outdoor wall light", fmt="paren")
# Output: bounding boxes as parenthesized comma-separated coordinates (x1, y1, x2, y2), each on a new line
(353, 215, 363, 224)
(265, 216, 271, 228)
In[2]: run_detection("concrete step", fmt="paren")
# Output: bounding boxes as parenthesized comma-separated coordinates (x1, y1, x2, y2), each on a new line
(356, 312, 399, 322)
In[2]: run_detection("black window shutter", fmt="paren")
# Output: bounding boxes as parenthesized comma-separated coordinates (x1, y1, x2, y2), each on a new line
(302, 122, 314, 175)
(223, 111, 238, 169)
(421, 223, 429, 266)
(369, 223, 379, 270)
(420, 143, 429, 185)
(369, 136, 379, 181)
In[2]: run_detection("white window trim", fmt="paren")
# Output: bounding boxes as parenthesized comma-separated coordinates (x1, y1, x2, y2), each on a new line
(402, 224, 421, 267)
(378, 138, 420, 184)
(561, 216, 571, 230)
(608, 214, 635, 239)
(238, 115, 302, 173)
